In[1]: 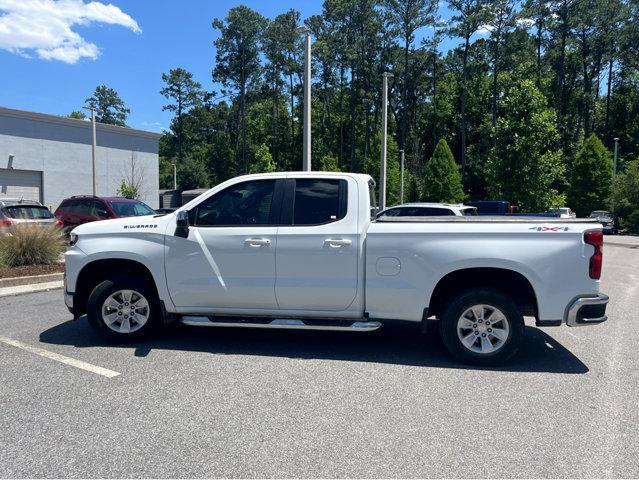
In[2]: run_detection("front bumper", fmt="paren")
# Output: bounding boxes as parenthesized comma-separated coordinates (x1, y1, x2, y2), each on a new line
(565, 293, 609, 327)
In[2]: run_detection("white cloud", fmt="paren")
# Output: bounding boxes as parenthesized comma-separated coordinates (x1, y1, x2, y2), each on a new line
(0, 0, 141, 63)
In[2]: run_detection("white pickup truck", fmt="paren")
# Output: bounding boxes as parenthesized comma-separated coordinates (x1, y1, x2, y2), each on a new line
(64, 172, 608, 365)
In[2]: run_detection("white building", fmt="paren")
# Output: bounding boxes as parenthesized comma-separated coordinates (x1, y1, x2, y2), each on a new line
(0, 106, 162, 209)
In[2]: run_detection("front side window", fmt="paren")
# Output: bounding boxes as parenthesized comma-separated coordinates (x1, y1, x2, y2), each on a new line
(193, 180, 276, 226)
(293, 179, 346, 226)
(108, 201, 155, 217)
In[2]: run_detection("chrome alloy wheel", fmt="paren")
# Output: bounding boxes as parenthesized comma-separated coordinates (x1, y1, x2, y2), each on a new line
(101, 289, 150, 334)
(456, 304, 510, 354)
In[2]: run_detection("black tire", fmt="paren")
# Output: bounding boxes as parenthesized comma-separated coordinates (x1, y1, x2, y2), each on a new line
(87, 276, 161, 343)
(439, 288, 524, 366)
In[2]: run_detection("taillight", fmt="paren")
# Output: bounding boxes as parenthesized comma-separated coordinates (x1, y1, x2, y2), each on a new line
(55, 219, 64, 226)
(0, 218, 12, 227)
(584, 231, 603, 279)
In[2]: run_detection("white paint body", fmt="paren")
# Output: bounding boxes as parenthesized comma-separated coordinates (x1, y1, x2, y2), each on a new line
(65, 172, 603, 324)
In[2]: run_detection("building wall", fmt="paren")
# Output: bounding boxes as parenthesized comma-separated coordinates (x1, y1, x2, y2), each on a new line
(0, 107, 161, 209)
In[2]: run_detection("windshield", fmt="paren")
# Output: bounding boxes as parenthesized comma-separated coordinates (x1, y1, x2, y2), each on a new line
(461, 207, 478, 216)
(108, 201, 155, 217)
(590, 211, 611, 218)
(4, 205, 53, 219)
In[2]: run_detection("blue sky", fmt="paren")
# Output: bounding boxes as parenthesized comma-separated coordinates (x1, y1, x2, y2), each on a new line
(0, 0, 459, 133)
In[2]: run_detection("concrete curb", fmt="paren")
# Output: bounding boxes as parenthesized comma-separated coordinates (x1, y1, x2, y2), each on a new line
(0, 272, 64, 289)
(0, 280, 64, 298)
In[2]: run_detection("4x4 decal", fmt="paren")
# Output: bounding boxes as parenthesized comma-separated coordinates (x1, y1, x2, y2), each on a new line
(529, 226, 569, 232)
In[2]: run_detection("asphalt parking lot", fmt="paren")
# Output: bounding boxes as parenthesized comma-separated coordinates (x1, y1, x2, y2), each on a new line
(1, 236, 638, 478)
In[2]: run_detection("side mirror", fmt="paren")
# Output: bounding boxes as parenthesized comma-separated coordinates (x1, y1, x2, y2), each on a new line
(175, 210, 189, 238)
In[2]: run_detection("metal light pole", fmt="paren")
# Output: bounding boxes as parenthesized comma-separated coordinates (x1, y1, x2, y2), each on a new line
(83, 106, 99, 195)
(172, 163, 177, 190)
(297, 26, 312, 171)
(380, 72, 393, 210)
(399, 149, 405, 204)
(612, 137, 619, 213)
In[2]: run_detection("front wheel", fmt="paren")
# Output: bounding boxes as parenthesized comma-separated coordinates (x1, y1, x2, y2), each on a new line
(439, 289, 524, 366)
(87, 276, 160, 342)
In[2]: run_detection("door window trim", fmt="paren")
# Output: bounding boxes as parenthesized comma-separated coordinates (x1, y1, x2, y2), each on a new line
(188, 178, 285, 228)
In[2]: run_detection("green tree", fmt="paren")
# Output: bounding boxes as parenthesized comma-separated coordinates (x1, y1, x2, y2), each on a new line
(365, 133, 401, 206)
(178, 154, 211, 191)
(423, 139, 465, 202)
(612, 160, 639, 233)
(116, 180, 139, 199)
(249, 144, 277, 174)
(160, 68, 203, 163)
(319, 154, 341, 172)
(486, 80, 565, 211)
(447, 0, 489, 182)
(386, 0, 437, 151)
(68, 110, 86, 120)
(568, 135, 613, 217)
(213, 6, 268, 173)
(85, 85, 130, 126)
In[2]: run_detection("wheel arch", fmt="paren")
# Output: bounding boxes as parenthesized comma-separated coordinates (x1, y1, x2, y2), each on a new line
(73, 258, 159, 318)
(427, 267, 539, 320)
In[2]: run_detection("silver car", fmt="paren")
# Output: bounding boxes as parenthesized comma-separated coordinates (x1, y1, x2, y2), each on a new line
(0, 199, 62, 233)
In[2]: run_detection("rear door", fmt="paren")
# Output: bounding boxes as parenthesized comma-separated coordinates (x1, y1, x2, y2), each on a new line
(275, 177, 359, 311)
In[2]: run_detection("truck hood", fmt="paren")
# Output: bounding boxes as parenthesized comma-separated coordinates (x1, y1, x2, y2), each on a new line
(72, 214, 172, 235)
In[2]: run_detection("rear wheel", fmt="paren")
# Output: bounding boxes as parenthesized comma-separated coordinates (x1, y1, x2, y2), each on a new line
(439, 289, 524, 366)
(87, 276, 160, 342)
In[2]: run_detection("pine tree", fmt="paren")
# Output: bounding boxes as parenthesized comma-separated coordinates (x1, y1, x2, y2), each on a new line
(568, 134, 613, 217)
(423, 139, 465, 203)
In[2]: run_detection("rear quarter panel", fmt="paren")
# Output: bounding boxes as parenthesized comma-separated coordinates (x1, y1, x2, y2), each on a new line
(365, 221, 601, 322)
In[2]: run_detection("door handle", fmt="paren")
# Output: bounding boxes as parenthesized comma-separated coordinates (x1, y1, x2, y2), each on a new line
(324, 238, 352, 248)
(245, 238, 271, 247)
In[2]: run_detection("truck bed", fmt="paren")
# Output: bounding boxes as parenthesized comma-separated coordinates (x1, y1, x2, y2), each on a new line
(374, 216, 599, 224)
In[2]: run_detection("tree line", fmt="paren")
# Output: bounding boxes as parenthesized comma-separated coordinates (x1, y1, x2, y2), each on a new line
(76, 0, 639, 229)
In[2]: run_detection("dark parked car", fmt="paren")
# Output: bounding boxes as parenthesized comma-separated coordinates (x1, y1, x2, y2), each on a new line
(54, 196, 156, 232)
(589, 210, 617, 234)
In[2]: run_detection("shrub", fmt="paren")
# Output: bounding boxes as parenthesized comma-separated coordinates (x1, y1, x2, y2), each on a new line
(0, 224, 66, 267)
(612, 159, 639, 233)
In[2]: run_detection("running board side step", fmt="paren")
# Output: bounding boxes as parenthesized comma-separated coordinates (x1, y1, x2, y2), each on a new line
(180, 316, 382, 332)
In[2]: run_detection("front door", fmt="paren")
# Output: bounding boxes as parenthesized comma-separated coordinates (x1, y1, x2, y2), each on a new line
(165, 179, 281, 310)
(275, 178, 359, 311)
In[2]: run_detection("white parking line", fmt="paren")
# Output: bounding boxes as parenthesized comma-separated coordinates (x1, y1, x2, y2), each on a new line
(0, 336, 121, 378)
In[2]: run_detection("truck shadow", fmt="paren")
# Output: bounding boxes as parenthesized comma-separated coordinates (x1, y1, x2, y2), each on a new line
(39, 317, 588, 374)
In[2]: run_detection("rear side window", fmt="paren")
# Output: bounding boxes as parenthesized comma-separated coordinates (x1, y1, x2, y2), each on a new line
(292, 179, 346, 226)
(400, 207, 454, 216)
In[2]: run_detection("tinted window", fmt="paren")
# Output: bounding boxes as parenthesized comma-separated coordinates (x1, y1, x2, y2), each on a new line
(108, 201, 155, 217)
(71, 200, 92, 216)
(5, 206, 53, 219)
(462, 208, 478, 216)
(194, 180, 276, 226)
(293, 179, 345, 225)
(379, 208, 402, 217)
(400, 207, 454, 216)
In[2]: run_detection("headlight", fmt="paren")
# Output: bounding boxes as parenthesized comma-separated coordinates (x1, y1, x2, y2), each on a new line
(68, 232, 79, 246)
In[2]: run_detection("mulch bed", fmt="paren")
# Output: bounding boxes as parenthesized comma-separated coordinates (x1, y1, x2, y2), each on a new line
(0, 263, 65, 279)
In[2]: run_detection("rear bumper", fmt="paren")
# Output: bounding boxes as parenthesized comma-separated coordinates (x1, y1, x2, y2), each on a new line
(564, 293, 609, 327)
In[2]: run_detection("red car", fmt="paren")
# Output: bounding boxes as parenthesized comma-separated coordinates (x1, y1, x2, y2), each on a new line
(54, 195, 156, 232)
